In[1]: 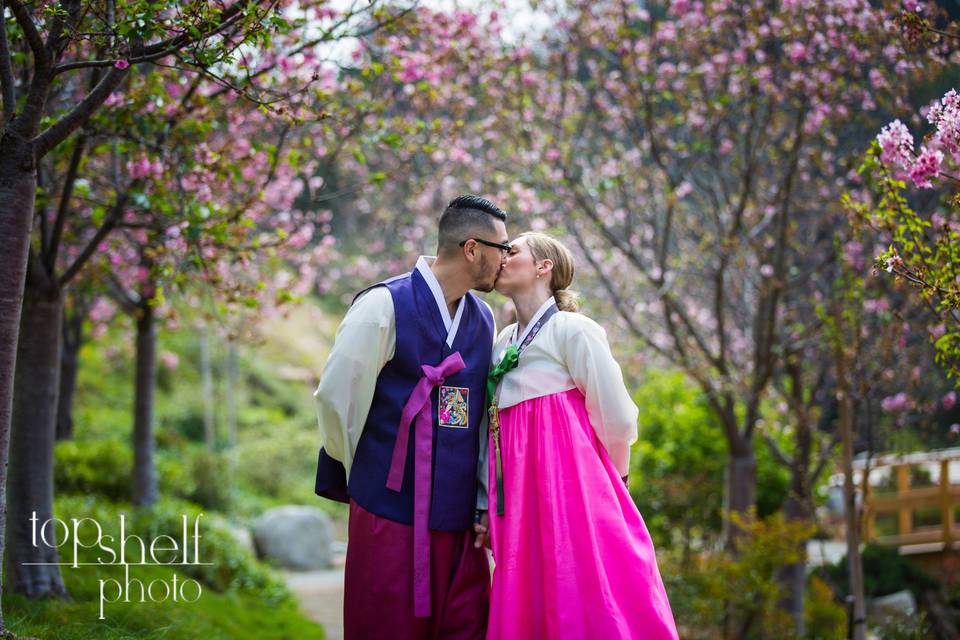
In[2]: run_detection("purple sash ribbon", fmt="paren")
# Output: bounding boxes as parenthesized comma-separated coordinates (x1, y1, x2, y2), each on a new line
(386, 351, 466, 618)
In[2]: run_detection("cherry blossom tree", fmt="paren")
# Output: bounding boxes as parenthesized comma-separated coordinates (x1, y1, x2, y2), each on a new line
(472, 1, 938, 633)
(0, 0, 392, 614)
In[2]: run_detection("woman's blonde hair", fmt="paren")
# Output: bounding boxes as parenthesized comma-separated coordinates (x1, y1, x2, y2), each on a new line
(517, 232, 579, 312)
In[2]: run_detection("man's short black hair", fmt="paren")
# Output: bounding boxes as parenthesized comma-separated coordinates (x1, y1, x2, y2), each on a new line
(437, 194, 507, 257)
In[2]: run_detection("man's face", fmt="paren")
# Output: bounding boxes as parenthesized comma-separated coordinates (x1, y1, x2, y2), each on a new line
(472, 219, 509, 292)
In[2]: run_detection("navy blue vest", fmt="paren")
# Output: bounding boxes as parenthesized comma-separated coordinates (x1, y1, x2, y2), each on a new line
(315, 270, 494, 532)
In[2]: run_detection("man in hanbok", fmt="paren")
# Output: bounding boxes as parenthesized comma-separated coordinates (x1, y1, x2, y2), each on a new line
(313, 195, 509, 639)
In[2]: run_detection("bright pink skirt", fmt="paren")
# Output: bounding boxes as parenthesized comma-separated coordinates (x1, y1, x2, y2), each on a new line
(487, 388, 678, 639)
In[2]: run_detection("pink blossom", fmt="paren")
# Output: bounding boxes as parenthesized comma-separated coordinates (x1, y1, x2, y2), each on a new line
(545, 148, 561, 161)
(114, 59, 130, 70)
(160, 351, 179, 369)
(927, 89, 960, 157)
(943, 391, 957, 411)
(909, 147, 943, 188)
(930, 324, 947, 340)
(881, 392, 912, 413)
(759, 264, 774, 277)
(786, 42, 808, 63)
(864, 298, 890, 314)
(449, 147, 470, 164)
(127, 157, 152, 179)
(876, 119, 914, 168)
(719, 139, 734, 155)
(843, 240, 864, 270)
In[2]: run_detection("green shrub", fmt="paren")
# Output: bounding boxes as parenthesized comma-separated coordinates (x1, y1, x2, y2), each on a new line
(157, 451, 197, 499)
(55, 439, 133, 501)
(235, 429, 317, 502)
(869, 612, 934, 640)
(804, 575, 846, 640)
(819, 544, 939, 600)
(54, 495, 291, 606)
(183, 449, 232, 511)
(660, 512, 816, 640)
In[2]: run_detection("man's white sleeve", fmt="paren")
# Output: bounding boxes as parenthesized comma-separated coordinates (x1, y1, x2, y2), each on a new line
(313, 287, 396, 479)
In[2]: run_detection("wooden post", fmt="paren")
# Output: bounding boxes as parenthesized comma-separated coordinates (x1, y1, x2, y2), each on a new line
(943, 460, 953, 549)
(861, 469, 874, 542)
(896, 464, 911, 539)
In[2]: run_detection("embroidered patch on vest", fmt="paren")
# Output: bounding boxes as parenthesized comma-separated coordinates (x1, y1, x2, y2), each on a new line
(438, 386, 469, 428)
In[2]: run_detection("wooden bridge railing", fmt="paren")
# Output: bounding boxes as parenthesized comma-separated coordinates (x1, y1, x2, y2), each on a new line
(858, 449, 960, 551)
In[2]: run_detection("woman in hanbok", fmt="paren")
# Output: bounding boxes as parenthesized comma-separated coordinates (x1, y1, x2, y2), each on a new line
(476, 232, 678, 639)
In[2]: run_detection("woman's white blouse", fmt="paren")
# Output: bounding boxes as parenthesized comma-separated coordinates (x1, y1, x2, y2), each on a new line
(493, 309, 639, 476)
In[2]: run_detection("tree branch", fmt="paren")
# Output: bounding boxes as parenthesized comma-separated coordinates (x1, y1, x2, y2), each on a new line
(811, 433, 839, 484)
(33, 64, 128, 158)
(53, 0, 261, 75)
(59, 186, 132, 287)
(104, 269, 138, 313)
(0, 0, 16, 121)
(763, 433, 792, 468)
(46, 134, 86, 272)
(8, 0, 46, 65)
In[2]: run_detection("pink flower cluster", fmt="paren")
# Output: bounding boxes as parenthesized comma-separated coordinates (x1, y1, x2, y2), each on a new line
(127, 156, 164, 180)
(877, 89, 960, 188)
(877, 119, 913, 167)
(881, 391, 912, 413)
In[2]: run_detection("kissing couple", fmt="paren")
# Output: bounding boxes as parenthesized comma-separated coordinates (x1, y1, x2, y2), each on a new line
(314, 195, 679, 639)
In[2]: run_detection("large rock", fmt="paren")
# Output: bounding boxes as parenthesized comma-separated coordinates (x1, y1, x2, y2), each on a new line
(252, 505, 334, 570)
(869, 589, 917, 623)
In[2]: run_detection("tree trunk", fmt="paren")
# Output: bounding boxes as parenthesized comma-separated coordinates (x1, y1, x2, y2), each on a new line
(200, 328, 216, 451)
(778, 491, 811, 637)
(722, 436, 758, 640)
(838, 385, 866, 640)
(56, 300, 85, 440)
(6, 266, 68, 598)
(0, 129, 40, 628)
(724, 437, 757, 547)
(226, 339, 238, 500)
(132, 303, 158, 506)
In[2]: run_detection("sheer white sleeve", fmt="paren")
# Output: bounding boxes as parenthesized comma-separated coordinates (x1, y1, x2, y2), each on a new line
(562, 315, 638, 477)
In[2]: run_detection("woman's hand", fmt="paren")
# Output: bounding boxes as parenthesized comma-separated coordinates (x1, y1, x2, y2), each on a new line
(473, 510, 491, 549)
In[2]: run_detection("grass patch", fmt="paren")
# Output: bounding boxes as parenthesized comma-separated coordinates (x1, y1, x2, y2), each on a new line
(5, 564, 323, 639)
(5, 496, 325, 639)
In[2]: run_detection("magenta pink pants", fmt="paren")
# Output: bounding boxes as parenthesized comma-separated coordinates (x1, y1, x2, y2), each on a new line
(344, 500, 489, 640)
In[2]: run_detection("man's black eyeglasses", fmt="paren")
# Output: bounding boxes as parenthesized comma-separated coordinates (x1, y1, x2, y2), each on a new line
(459, 238, 512, 253)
